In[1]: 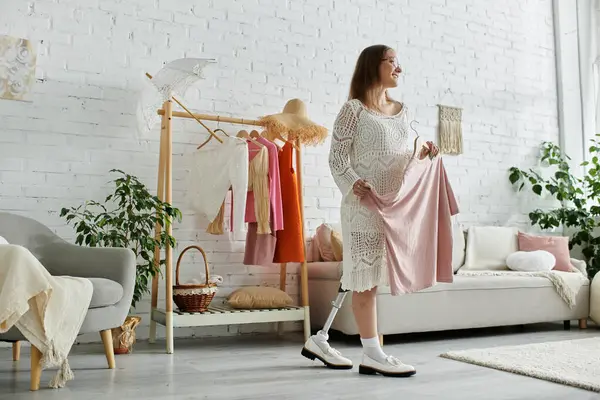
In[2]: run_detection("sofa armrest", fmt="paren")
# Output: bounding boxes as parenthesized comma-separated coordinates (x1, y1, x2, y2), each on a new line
(37, 243, 136, 307)
(570, 258, 588, 278)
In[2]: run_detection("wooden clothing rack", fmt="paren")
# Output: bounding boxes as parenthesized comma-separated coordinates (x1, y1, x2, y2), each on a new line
(148, 99, 311, 354)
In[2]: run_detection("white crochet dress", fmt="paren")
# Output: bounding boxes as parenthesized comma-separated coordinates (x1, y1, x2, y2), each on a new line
(328, 99, 417, 292)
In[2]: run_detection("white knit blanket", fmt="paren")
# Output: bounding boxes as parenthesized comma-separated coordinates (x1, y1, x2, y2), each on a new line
(456, 269, 588, 309)
(0, 245, 92, 388)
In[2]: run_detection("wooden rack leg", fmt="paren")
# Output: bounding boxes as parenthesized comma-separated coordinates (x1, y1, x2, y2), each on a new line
(295, 139, 311, 341)
(276, 263, 287, 335)
(150, 114, 168, 344)
(300, 260, 310, 341)
(164, 99, 174, 354)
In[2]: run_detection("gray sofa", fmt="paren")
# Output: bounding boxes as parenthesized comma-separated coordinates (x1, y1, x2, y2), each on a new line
(0, 212, 136, 390)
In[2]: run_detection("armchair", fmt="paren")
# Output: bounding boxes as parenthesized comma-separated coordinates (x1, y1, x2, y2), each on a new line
(0, 212, 136, 390)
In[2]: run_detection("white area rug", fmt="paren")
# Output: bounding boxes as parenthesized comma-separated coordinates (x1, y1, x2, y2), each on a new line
(440, 337, 600, 392)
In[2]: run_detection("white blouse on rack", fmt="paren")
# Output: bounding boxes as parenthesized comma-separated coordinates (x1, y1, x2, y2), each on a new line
(187, 136, 249, 234)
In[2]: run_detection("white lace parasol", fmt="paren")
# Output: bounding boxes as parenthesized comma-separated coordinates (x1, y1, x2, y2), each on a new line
(136, 57, 216, 136)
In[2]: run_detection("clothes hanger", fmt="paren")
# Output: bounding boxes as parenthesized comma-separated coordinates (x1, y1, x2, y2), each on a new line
(237, 129, 265, 148)
(262, 129, 298, 150)
(249, 129, 261, 139)
(214, 128, 229, 136)
(410, 120, 419, 137)
(197, 118, 229, 149)
(286, 133, 300, 150)
(409, 120, 432, 160)
(410, 120, 421, 159)
(197, 129, 228, 149)
(258, 130, 281, 150)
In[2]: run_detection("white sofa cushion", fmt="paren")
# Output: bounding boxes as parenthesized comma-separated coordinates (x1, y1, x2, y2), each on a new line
(506, 250, 555, 272)
(462, 226, 518, 270)
(0, 236, 8, 245)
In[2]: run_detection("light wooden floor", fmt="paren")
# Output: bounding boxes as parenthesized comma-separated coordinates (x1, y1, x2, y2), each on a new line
(1, 322, 599, 399)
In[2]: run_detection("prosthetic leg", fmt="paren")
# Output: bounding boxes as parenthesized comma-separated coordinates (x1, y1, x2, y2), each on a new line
(300, 284, 354, 369)
(318, 284, 349, 338)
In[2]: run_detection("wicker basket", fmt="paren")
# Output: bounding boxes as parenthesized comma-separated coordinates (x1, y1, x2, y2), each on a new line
(173, 245, 218, 313)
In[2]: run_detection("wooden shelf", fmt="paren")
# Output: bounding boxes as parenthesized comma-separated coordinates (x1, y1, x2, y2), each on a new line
(151, 304, 305, 328)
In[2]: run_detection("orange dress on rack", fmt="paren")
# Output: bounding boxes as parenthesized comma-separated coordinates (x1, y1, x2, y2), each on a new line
(273, 142, 305, 263)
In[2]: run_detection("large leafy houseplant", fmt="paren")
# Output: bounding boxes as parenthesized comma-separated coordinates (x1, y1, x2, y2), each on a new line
(60, 169, 182, 351)
(508, 137, 600, 279)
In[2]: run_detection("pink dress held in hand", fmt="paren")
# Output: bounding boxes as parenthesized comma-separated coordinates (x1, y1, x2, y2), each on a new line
(360, 156, 459, 296)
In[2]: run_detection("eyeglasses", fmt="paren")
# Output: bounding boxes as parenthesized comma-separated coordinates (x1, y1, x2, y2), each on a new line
(382, 57, 401, 69)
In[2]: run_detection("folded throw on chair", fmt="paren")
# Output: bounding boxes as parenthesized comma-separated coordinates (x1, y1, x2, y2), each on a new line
(0, 244, 92, 388)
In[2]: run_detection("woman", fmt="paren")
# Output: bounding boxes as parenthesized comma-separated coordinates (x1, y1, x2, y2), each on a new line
(303, 45, 439, 377)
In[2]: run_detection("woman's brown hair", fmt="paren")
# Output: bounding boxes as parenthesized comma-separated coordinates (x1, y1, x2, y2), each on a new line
(348, 44, 392, 104)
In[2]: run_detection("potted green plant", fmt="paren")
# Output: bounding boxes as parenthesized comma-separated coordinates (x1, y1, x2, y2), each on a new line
(60, 169, 182, 353)
(508, 137, 600, 279)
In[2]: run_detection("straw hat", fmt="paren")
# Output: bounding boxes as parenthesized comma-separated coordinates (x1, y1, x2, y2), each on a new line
(259, 99, 328, 146)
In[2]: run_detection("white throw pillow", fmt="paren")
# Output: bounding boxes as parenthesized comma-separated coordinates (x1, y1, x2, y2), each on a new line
(0, 236, 8, 245)
(462, 226, 518, 270)
(452, 223, 466, 272)
(506, 250, 556, 272)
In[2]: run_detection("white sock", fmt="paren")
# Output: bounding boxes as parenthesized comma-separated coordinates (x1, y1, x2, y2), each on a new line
(361, 336, 387, 363)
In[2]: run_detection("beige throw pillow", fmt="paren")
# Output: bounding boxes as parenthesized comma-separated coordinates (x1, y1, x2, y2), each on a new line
(330, 230, 343, 261)
(462, 226, 518, 270)
(227, 286, 293, 309)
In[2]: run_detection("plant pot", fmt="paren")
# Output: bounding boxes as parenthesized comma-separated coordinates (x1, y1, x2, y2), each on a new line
(111, 316, 142, 355)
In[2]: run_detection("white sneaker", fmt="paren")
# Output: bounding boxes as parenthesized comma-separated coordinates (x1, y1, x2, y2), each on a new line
(358, 354, 416, 377)
(301, 335, 353, 370)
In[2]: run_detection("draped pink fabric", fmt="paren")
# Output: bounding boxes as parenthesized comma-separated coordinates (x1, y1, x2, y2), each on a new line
(360, 157, 459, 296)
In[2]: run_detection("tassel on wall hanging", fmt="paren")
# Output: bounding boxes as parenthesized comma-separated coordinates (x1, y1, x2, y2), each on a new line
(437, 104, 463, 155)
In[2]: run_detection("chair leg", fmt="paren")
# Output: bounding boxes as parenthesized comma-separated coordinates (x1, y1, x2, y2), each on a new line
(13, 341, 21, 361)
(100, 330, 116, 369)
(579, 318, 588, 329)
(30, 345, 42, 391)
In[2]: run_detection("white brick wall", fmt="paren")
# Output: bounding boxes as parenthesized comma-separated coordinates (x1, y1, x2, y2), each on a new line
(0, 0, 559, 342)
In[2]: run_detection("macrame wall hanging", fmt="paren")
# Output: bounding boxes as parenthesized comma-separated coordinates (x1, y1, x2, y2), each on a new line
(437, 104, 463, 155)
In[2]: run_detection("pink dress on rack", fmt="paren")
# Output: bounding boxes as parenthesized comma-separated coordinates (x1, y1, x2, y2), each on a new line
(360, 156, 458, 296)
(244, 136, 284, 231)
(243, 137, 284, 266)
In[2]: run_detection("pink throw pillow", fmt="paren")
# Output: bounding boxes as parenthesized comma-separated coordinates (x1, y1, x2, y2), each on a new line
(315, 224, 336, 262)
(307, 238, 322, 262)
(517, 232, 573, 272)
